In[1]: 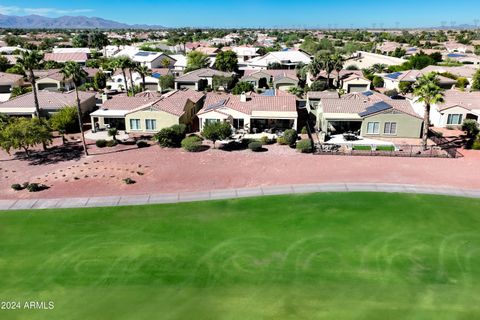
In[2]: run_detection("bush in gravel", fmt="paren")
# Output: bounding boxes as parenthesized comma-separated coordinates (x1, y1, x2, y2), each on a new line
(26, 183, 46, 192)
(248, 141, 263, 152)
(301, 126, 308, 134)
(277, 136, 288, 145)
(259, 136, 270, 145)
(154, 124, 186, 148)
(181, 136, 203, 152)
(106, 140, 118, 147)
(11, 183, 23, 191)
(123, 178, 136, 185)
(136, 140, 149, 148)
(283, 129, 298, 146)
(296, 139, 313, 153)
(96, 139, 107, 148)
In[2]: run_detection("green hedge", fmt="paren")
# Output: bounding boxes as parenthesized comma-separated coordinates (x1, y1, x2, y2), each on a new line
(181, 136, 203, 152)
(376, 145, 395, 151)
(353, 145, 372, 151)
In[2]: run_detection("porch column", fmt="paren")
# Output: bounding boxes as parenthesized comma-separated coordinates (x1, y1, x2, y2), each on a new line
(293, 118, 298, 131)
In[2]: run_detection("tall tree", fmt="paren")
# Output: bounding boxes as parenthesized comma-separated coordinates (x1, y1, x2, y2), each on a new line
(114, 56, 134, 96)
(135, 64, 152, 92)
(332, 53, 344, 88)
(60, 62, 89, 156)
(413, 73, 445, 151)
(17, 50, 43, 118)
(17, 50, 47, 151)
(214, 50, 238, 72)
(185, 51, 210, 73)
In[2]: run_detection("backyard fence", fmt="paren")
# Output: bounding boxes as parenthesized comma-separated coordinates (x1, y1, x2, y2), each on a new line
(314, 143, 463, 158)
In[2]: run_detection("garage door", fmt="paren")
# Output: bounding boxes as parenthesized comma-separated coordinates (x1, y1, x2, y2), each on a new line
(0, 85, 11, 93)
(348, 84, 368, 93)
(38, 83, 58, 91)
(178, 83, 196, 90)
(145, 83, 158, 91)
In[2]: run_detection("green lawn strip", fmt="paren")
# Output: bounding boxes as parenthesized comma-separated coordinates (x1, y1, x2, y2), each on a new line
(1, 193, 480, 319)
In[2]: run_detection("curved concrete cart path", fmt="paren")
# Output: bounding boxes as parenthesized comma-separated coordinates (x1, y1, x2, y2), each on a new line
(1, 183, 480, 211)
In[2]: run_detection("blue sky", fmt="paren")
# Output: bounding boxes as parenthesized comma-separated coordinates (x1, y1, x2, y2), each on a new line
(0, 0, 478, 28)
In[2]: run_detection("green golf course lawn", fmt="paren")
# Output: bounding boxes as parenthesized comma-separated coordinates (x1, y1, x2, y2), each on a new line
(1, 192, 480, 319)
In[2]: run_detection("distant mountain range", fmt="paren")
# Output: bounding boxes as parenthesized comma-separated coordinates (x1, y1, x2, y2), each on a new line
(0, 14, 165, 29)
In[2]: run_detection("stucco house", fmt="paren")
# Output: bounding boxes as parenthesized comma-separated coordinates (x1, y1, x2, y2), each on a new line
(382, 70, 456, 91)
(0, 90, 96, 117)
(313, 91, 423, 138)
(175, 68, 233, 91)
(90, 89, 204, 133)
(242, 69, 299, 92)
(0, 72, 24, 102)
(34, 69, 75, 91)
(114, 47, 175, 69)
(341, 74, 372, 93)
(107, 70, 161, 92)
(411, 89, 480, 128)
(347, 51, 407, 69)
(197, 92, 298, 133)
(242, 50, 312, 70)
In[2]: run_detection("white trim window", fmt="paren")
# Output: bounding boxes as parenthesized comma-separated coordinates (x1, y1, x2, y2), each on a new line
(145, 119, 156, 131)
(447, 114, 463, 125)
(384, 122, 397, 135)
(130, 119, 141, 130)
(366, 122, 380, 134)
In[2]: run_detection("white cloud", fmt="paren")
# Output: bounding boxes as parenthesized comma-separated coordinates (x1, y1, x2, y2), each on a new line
(0, 5, 93, 16)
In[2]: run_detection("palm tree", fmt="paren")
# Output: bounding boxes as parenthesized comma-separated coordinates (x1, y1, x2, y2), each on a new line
(60, 62, 89, 156)
(114, 56, 133, 96)
(332, 53, 344, 89)
(128, 61, 137, 96)
(413, 73, 445, 151)
(17, 50, 46, 150)
(161, 58, 171, 69)
(135, 64, 151, 92)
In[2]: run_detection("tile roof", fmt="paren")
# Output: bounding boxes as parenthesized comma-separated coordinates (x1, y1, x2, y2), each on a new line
(175, 68, 232, 82)
(44, 52, 88, 63)
(100, 95, 160, 111)
(199, 92, 297, 116)
(438, 90, 480, 111)
(307, 91, 339, 99)
(0, 90, 95, 110)
(0, 72, 23, 85)
(321, 97, 420, 118)
(147, 89, 205, 116)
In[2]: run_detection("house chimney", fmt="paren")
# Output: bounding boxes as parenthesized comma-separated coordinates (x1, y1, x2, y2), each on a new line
(240, 91, 247, 102)
(102, 92, 109, 104)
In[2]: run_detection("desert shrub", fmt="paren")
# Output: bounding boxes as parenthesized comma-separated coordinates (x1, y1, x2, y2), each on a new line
(462, 119, 479, 137)
(259, 136, 270, 145)
(301, 126, 308, 134)
(283, 129, 298, 146)
(123, 178, 136, 185)
(384, 89, 398, 97)
(181, 136, 203, 152)
(248, 141, 263, 152)
(277, 136, 288, 145)
(26, 183, 46, 192)
(11, 183, 23, 191)
(106, 140, 118, 147)
(96, 139, 107, 148)
(472, 137, 480, 150)
(296, 139, 313, 153)
(136, 140, 149, 148)
(154, 124, 186, 148)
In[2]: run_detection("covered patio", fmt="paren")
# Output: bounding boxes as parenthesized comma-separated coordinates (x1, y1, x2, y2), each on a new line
(90, 109, 127, 132)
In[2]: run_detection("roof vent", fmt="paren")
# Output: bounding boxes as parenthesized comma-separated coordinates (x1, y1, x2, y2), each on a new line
(240, 92, 247, 103)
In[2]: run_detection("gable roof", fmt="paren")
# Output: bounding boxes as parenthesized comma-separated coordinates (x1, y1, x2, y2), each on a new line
(438, 90, 480, 111)
(0, 72, 23, 85)
(175, 68, 232, 82)
(321, 96, 420, 119)
(199, 92, 297, 116)
(0, 90, 94, 111)
(44, 52, 88, 63)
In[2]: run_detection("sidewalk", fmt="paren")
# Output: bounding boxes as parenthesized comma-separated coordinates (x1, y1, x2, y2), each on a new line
(1, 183, 480, 211)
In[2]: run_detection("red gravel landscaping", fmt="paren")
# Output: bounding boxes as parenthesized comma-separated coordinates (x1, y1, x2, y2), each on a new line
(1, 137, 480, 200)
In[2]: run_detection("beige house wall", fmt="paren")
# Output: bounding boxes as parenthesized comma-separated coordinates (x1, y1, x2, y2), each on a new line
(360, 111, 423, 138)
